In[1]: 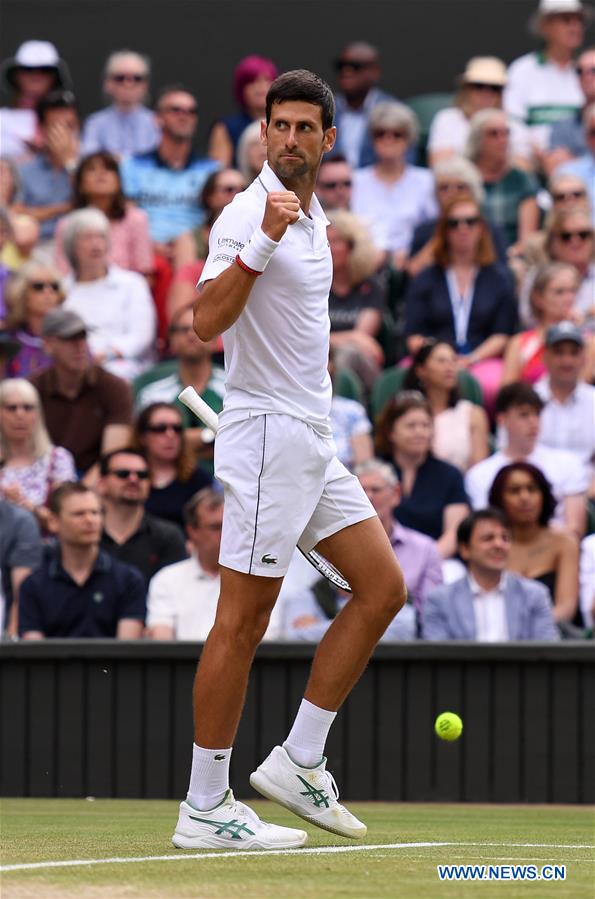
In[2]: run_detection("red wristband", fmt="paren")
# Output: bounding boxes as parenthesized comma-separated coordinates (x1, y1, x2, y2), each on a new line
(235, 254, 262, 276)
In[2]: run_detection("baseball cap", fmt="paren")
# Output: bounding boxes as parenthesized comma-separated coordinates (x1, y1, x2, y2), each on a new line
(545, 321, 585, 347)
(41, 308, 89, 339)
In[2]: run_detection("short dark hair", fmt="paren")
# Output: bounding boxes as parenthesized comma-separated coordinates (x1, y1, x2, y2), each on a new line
(457, 508, 510, 546)
(37, 89, 79, 124)
(266, 69, 335, 131)
(495, 382, 544, 415)
(48, 481, 95, 515)
(320, 152, 349, 167)
(99, 447, 148, 475)
(488, 462, 557, 527)
(183, 487, 224, 528)
(156, 84, 196, 109)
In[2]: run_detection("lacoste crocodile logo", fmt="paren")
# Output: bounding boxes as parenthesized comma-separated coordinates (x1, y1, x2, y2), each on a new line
(261, 554, 278, 565)
(214, 754, 226, 761)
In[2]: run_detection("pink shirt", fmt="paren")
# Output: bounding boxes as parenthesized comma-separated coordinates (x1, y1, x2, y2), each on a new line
(55, 206, 154, 275)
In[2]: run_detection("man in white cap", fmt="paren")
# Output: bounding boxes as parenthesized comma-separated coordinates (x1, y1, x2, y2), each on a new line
(504, 0, 591, 158)
(0, 40, 71, 160)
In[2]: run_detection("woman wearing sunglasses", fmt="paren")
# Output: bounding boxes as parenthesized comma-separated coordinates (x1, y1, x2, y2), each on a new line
(428, 56, 531, 170)
(132, 402, 212, 531)
(4, 260, 65, 376)
(0, 378, 75, 531)
(351, 101, 437, 268)
(405, 194, 517, 409)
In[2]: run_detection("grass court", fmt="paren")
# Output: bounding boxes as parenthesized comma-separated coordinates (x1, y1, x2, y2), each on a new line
(1, 799, 593, 898)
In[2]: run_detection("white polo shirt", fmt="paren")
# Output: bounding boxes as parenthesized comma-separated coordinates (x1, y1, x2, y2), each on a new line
(504, 51, 584, 151)
(198, 161, 333, 428)
(146, 556, 220, 640)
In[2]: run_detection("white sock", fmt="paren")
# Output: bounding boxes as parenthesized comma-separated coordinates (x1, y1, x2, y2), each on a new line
(283, 698, 337, 768)
(187, 743, 232, 810)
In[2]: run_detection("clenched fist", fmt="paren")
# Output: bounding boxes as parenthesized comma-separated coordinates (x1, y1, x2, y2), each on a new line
(261, 191, 301, 242)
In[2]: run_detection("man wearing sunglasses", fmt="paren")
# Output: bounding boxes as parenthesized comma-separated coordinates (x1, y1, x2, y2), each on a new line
(332, 42, 397, 169)
(81, 50, 160, 157)
(99, 447, 187, 585)
(120, 85, 219, 257)
(546, 47, 595, 173)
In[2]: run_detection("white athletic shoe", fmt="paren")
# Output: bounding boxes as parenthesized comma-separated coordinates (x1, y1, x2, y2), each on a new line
(172, 789, 308, 850)
(250, 745, 367, 839)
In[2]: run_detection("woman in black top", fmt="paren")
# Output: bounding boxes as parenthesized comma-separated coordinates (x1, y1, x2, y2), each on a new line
(133, 402, 212, 531)
(375, 391, 469, 558)
(404, 193, 517, 409)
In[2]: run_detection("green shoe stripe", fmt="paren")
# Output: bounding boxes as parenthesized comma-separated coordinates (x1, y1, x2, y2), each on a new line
(187, 814, 255, 839)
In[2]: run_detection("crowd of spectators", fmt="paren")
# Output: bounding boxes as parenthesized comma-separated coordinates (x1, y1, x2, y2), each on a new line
(2, 0, 595, 643)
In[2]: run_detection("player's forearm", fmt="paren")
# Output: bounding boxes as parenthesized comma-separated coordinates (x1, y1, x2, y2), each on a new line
(193, 264, 257, 340)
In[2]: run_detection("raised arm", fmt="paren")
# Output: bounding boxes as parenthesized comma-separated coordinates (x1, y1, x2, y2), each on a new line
(194, 191, 300, 341)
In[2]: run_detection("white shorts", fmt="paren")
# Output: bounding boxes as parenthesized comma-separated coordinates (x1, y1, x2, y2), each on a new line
(214, 413, 375, 577)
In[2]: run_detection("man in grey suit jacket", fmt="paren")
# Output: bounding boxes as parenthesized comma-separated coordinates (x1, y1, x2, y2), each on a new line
(422, 508, 559, 641)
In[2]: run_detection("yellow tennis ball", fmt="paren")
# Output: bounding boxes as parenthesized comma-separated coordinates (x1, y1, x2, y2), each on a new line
(435, 712, 463, 741)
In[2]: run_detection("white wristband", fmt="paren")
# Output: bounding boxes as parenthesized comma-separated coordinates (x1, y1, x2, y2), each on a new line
(238, 227, 279, 273)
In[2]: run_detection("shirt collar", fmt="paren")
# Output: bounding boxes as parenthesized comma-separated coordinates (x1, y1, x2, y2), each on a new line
(467, 571, 507, 596)
(537, 376, 581, 405)
(48, 545, 111, 580)
(45, 363, 97, 397)
(256, 161, 330, 226)
(154, 146, 198, 171)
(390, 520, 406, 546)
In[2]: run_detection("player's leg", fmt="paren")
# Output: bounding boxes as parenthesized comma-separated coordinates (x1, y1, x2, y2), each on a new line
(174, 414, 328, 850)
(303, 515, 405, 710)
(250, 465, 405, 838)
(192, 566, 282, 751)
(173, 566, 309, 850)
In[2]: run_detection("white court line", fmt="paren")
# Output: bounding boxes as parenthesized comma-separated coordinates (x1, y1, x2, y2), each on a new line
(2, 841, 593, 873)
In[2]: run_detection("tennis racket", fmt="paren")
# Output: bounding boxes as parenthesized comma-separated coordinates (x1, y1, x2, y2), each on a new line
(178, 386, 352, 592)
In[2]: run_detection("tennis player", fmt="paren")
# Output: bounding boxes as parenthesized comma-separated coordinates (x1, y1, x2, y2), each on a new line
(172, 69, 406, 851)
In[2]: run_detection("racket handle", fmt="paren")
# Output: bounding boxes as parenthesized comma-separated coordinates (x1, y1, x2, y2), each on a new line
(178, 386, 220, 433)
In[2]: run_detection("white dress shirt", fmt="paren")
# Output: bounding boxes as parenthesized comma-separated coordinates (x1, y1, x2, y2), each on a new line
(469, 573, 509, 642)
(535, 379, 595, 478)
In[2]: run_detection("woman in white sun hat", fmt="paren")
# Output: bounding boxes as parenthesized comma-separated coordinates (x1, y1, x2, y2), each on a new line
(504, 0, 592, 160)
(428, 57, 532, 170)
(0, 40, 71, 160)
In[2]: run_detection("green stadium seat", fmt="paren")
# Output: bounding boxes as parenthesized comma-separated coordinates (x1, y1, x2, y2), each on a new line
(404, 92, 455, 165)
(335, 367, 364, 403)
(370, 364, 484, 419)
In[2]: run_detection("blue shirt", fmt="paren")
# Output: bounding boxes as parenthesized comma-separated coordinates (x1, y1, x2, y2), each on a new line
(19, 546, 146, 638)
(17, 153, 73, 239)
(120, 149, 219, 242)
(82, 105, 160, 156)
